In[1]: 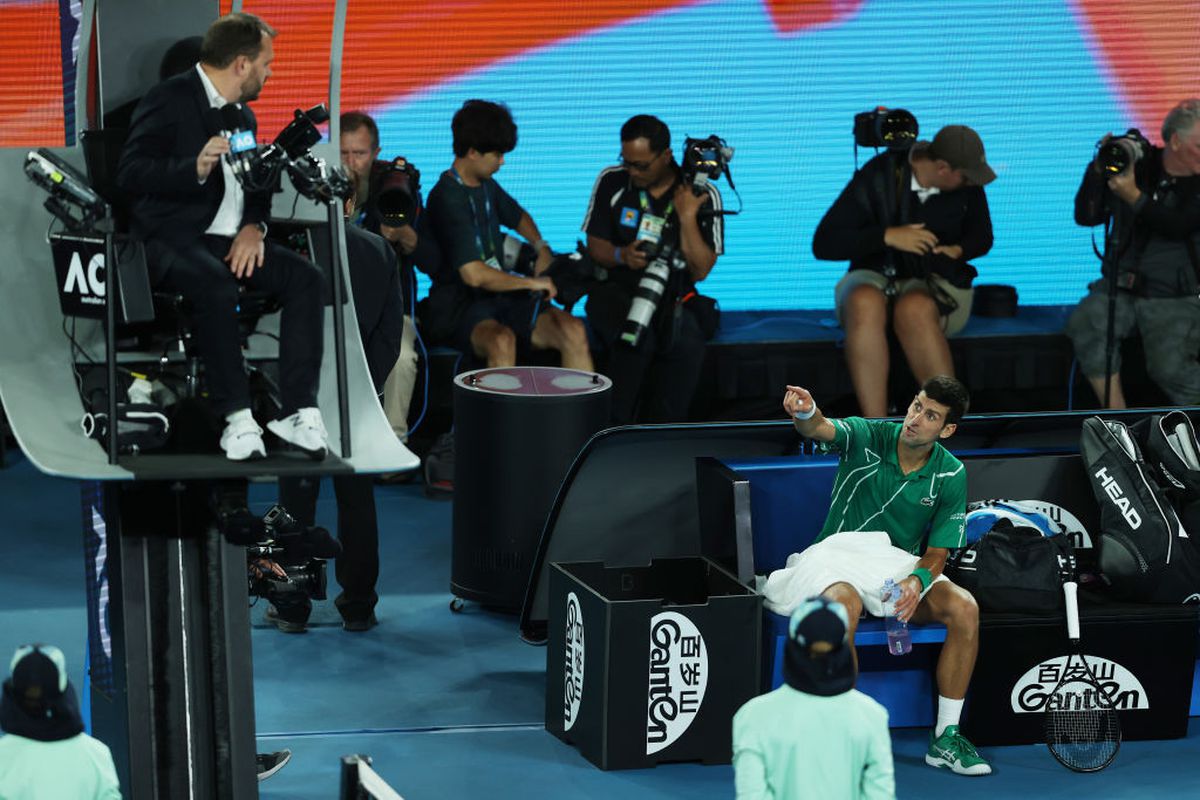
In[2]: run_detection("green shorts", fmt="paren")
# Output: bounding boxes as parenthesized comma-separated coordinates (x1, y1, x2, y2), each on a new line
(834, 270, 974, 336)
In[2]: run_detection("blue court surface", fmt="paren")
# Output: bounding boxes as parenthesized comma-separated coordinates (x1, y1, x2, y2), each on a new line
(1, 451, 1196, 799)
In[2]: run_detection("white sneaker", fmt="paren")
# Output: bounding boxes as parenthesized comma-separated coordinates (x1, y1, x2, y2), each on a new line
(267, 407, 328, 460)
(220, 415, 266, 461)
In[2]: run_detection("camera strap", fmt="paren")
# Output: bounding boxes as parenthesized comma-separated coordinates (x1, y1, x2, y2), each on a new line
(449, 168, 499, 264)
(638, 189, 674, 219)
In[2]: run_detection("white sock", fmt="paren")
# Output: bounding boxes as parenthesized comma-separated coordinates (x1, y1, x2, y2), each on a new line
(936, 696, 964, 737)
(225, 408, 253, 425)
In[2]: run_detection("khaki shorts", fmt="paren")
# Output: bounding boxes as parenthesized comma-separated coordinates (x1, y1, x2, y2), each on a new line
(834, 270, 974, 336)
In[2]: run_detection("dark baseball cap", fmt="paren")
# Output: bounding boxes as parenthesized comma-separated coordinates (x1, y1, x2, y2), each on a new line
(926, 125, 996, 186)
(9, 644, 68, 708)
(788, 597, 849, 653)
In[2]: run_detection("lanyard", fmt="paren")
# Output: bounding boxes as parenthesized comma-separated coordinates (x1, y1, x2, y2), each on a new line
(450, 168, 496, 261)
(638, 189, 673, 219)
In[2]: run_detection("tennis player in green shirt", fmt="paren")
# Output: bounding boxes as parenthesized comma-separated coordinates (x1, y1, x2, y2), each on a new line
(770, 375, 990, 777)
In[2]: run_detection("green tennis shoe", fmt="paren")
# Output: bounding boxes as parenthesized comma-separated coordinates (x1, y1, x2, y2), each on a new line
(925, 725, 992, 776)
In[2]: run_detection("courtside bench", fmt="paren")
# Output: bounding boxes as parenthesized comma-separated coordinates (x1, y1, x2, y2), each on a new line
(697, 450, 1200, 740)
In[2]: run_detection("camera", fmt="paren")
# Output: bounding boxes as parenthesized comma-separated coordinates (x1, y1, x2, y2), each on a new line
(1095, 129, 1149, 175)
(853, 107, 918, 150)
(230, 104, 351, 203)
(243, 504, 337, 603)
(620, 242, 681, 348)
(681, 135, 734, 195)
(370, 157, 422, 226)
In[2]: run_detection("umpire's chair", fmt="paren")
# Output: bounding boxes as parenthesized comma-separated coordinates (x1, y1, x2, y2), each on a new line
(78, 127, 287, 444)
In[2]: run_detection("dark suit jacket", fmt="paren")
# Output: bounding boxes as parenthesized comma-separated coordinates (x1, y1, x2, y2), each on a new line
(116, 67, 270, 247)
(345, 225, 404, 392)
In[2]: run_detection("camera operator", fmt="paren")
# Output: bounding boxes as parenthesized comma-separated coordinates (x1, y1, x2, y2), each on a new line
(268, 194, 405, 632)
(340, 111, 440, 447)
(813, 125, 995, 418)
(117, 13, 329, 460)
(583, 115, 723, 424)
(1066, 99, 1200, 408)
(421, 100, 592, 370)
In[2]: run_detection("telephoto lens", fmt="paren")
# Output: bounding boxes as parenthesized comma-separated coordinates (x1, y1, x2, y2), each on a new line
(620, 251, 672, 347)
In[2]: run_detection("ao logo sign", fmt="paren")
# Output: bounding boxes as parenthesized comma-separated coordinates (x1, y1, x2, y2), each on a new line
(562, 592, 584, 731)
(63, 250, 106, 304)
(646, 611, 707, 754)
(1010, 655, 1149, 713)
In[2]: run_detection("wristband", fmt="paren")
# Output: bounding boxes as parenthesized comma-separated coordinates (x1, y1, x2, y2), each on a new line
(909, 568, 933, 593)
(792, 405, 816, 421)
(614, 246, 623, 265)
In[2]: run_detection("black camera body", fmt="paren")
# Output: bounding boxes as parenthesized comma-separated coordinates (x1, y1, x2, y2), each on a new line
(681, 135, 734, 195)
(369, 157, 422, 227)
(854, 107, 918, 150)
(245, 504, 330, 603)
(1095, 129, 1150, 176)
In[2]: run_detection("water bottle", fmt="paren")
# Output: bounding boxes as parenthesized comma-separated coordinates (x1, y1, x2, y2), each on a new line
(882, 578, 912, 656)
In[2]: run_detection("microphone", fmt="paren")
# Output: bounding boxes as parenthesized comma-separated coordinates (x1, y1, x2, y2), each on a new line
(219, 103, 258, 181)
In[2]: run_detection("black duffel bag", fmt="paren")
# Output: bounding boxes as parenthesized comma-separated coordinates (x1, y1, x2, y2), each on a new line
(944, 518, 1074, 614)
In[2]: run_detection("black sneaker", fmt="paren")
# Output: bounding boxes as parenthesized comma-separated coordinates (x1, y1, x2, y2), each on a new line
(342, 613, 378, 632)
(265, 603, 308, 634)
(256, 749, 292, 782)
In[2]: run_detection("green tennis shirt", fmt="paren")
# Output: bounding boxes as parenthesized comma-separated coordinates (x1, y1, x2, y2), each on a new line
(815, 417, 967, 554)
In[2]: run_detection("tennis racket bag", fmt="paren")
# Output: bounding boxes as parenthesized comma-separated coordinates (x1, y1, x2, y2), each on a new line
(1080, 416, 1200, 603)
(1132, 411, 1200, 536)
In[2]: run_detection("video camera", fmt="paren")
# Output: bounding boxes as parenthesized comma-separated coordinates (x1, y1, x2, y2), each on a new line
(226, 103, 353, 203)
(369, 157, 422, 226)
(234, 503, 337, 604)
(854, 107, 919, 151)
(681, 135, 735, 197)
(1095, 129, 1150, 176)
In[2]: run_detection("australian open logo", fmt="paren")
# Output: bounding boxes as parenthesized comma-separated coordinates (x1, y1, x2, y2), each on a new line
(1010, 655, 1149, 713)
(62, 250, 106, 305)
(563, 592, 585, 731)
(646, 611, 708, 755)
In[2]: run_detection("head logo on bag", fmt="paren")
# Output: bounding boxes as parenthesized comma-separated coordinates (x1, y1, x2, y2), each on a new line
(1094, 467, 1143, 529)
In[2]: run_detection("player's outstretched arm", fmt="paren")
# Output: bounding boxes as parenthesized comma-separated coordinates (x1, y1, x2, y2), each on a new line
(783, 385, 836, 442)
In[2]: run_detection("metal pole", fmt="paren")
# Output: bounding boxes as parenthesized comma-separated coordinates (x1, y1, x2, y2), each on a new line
(327, 201, 352, 457)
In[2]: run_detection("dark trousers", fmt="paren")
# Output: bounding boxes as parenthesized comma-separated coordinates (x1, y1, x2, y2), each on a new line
(587, 283, 707, 424)
(146, 235, 324, 417)
(278, 474, 380, 620)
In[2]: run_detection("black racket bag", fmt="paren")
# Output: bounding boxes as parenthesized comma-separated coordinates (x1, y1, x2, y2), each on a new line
(1080, 416, 1200, 603)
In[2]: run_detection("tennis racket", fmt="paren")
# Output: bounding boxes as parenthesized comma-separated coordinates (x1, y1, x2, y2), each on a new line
(1044, 580, 1121, 772)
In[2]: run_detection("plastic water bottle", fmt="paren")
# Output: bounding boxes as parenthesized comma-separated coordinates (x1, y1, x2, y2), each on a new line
(882, 578, 912, 656)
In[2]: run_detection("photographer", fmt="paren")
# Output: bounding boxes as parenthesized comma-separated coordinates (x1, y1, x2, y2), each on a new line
(813, 125, 995, 418)
(1066, 99, 1200, 408)
(340, 111, 440, 445)
(583, 115, 723, 424)
(117, 13, 329, 460)
(422, 100, 592, 371)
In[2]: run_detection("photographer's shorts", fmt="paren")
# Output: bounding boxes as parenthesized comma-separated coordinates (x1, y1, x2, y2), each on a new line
(835, 270, 974, 336)
(457, 291, 549, 354)
(760, 531, 946, 617)
(1066, 285, 1200, 405)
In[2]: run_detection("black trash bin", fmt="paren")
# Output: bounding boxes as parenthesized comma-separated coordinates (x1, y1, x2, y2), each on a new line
(546, 556, 761, 770)
(451, 366, 611, 610)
